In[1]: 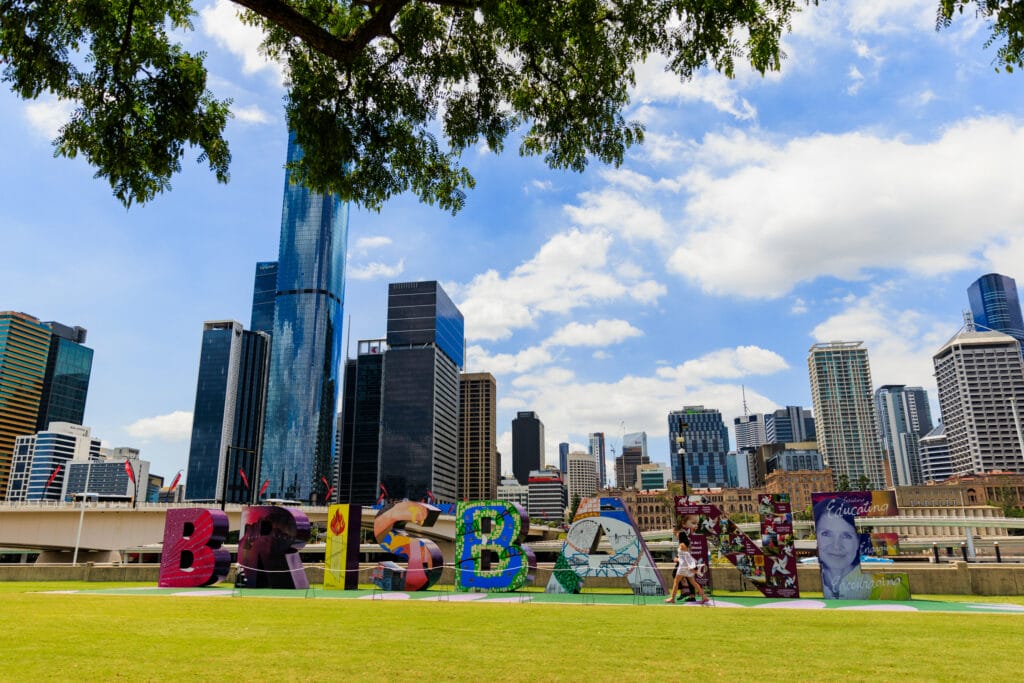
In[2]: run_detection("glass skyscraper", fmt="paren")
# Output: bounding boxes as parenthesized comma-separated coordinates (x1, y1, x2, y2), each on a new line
(186, 321, 270, 503)
(337, 339, 387, 505)
(512, 411, 544, 485)
(668, 406, 730, 488)
(250, 261, 279, 335)
(260, 133, 349, 503)
(968, 273, 1024, 349)
(36, 322, 93, 431)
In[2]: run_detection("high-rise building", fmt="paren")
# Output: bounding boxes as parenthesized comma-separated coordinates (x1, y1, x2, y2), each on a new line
(35, 322, 93, 432)
(808, 342, 886, 489)
(588, 432, 606, 488)
(459, 372, 497, 501)
(250, 261, 278, 335)
(615, 432, 649, 489)
(636, 462, 671, 491)
(497, 477, 529, 509)
(968, 273, 1024, 349)
(185, 321, 270, 504)
(6, 422, 101, 501)
(668, 406, 730, 488)
(933, 328, 1024, 476)
(260, 133, 349, 503)
(336, 339, 386, 505)
(379, 281, 464, 502)
(64, 447, 149, 502)
(512, 411, 544, 484)
(733, 413, 767, 449)
(558, 442, 569, 474)
(566, 451, 598, 501)
(919, 424, 952, 483)
(0, 312, 52, 498)
(527, 469, 566, 520)
(763, 405, 816, 444)
(875, 385, 934, 487)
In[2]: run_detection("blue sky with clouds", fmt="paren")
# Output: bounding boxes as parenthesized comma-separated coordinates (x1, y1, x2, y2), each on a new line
(3, 1, 1024, 486)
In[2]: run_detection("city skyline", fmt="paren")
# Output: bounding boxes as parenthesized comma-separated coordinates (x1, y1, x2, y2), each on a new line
(3, 3, 1024, 485)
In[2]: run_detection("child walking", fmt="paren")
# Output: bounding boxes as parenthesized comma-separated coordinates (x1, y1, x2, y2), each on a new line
(665, 533, 708, 605)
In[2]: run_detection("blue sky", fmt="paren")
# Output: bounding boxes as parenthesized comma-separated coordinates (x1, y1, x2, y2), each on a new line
(3, 1, 1024, 486)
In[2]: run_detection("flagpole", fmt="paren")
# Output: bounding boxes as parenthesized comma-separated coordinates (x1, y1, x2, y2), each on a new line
(72, 458, 93, 567)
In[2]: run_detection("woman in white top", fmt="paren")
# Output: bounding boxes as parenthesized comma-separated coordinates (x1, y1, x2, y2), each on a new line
(665, 533, 708, 604)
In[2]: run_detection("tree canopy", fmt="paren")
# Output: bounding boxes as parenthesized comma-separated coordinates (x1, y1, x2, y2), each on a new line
(1, 1, 1020, 211)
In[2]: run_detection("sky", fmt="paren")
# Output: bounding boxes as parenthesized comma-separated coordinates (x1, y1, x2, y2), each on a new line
(3, 1, 1024, 487)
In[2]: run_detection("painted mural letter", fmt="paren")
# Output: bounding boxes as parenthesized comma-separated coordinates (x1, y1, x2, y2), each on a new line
(324, 504, 363, 590)
(455, 501, 536, 592)
(374, 501, 444, 591)
(546, 497, 667, 596)
(237, 506, 311, 589)
(158, 508, 230, 587)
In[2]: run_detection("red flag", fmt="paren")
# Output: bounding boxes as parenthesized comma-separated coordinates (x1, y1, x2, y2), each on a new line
(168, 471, 182, 492)
(239, 468, 250, 490)
(426, 490, 436, 503)
(45, 463, 63, 490)
(124, 460, 135, 483)
(320, 476, 334, 500)
(259, 479, 270, 496)
(376, 483, 388, 504)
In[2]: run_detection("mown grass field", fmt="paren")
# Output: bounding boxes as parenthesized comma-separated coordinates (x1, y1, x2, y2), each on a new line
(1, 582, 1021, 681)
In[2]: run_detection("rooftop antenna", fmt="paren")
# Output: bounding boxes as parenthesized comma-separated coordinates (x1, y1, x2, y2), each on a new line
(962, 309, 975, 332)
(741, 384, 749, 416)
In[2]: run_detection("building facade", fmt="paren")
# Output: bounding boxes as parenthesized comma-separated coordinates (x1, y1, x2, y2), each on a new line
(588, 432, 607, 488)
(337, 339, 387, 505)
(558, 442, 569, 475)
(875, 384, 934, 487)
(764, 405, 816, 444)
(733, 414, 767, 449)
(566, 451, 598, 502)
(379, 281, 464, 502)
(933, 328, 1024, 476)
(919, 424, 953, 483)
(185, 321, 270, 504)
(615, 431, 649, 489)
(527, 469, 567, 521)
(764, 469, 833, 515)
(5, 423, 101, 501)
(497, 477, 529, 509)
(668, 406, 730, 488)
(0, 312, 52, 498)
(968, 272, 1024, 349)
(512, 411, 544, 485)
(64, 447, 149, 502)
(636, 463, 671, 491)
(808, 342, 886, 489)
(249, 260, 278, 335)
(260, 133, 349, 503)
(459, 372, 498, 501)
(35, 322, 93, 432)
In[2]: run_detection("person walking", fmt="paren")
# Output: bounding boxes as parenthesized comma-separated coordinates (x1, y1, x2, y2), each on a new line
(665, 532, 708, 604)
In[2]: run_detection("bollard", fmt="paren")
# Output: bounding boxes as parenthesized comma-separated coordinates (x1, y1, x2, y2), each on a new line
(994, 541, 1002, 563)
(960, 542, 968, 562)
(932, 542, 939, 564)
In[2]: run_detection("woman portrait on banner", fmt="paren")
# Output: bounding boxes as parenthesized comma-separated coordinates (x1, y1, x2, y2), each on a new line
(814, 498, 874, 600)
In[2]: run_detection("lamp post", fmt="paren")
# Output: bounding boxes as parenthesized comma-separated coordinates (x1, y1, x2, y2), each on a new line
(72, 458, 94, 567)
(675, 422, 689, 497)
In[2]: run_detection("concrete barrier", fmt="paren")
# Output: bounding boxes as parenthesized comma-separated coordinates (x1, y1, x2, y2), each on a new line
(2, 561, 1023, 595)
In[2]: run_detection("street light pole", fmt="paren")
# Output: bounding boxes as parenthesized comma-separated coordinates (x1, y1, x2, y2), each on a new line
(72, 458, 93, 567)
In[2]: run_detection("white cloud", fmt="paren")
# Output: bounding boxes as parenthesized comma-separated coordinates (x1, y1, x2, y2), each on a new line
(655, 346, 790, 384)
(593, 350, 611, 360)
(847, 65, 865, 95)
(24, 98, 74, 138)
(547, 320, 643, 347)
(466, 344, 553, 375)
(348, 259, 405, 280)
(124, 411, 193, 442)
(666, 116, 1024, 298)
(790, 297, 809, 315)
(200, 0, 285, 85)
(563, 189, 670, 242)
(232, 104, 272, 124)
(453, 229, 664, 341)
(631, 56, 757, 121)
(354, 236, 393, 252)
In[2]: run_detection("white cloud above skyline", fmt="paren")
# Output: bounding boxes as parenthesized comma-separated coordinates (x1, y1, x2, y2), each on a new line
(124, 411, 193, 442)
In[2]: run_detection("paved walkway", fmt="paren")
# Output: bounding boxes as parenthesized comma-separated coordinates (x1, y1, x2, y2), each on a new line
(42, 586, 1024, 613)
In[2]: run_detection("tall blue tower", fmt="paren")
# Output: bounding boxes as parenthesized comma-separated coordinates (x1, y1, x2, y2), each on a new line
(260, 134, 349, 503)
(968, 273, 1024, 349)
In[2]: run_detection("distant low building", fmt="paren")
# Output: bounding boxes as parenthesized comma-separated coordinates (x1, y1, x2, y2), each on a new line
(764, 468, 833, 514)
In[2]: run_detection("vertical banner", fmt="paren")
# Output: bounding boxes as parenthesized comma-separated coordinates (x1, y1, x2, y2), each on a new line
(758, 494, 799, 595)
(812, 491, 909, 600)
(324, 504, 363, 590)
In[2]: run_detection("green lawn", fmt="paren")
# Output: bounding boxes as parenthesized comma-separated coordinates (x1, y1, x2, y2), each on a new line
(1, 582, 1021, 681)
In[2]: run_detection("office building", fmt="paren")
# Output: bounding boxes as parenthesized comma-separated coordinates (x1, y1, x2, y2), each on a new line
(64, 447, 149, 502)
(875, 385, 934, 487)
(458, 372, 498, 501)
(337, 339, 386, 505)
(497, 477, 529, 508)
(764, 405, 816, 444)
(558, 442, 569, 474)
(0, 312, 52, 498)
(35, 322, 93, 432)
(760, 441, 824, 474)
(808, 342, 886, 489)
(5, 423, 101, 501)
(527, 469, 566, 521)
(919, 424, 952, 483)
(250, 261, 278, 335)
(512, 411, 544, 484)
(968, 273, 1024, 348)
(588, 432, 607, 488)
(615, 432, 649, 489)
(379, 281, 464, 502)
(260, 133, 349, 503)
(764, 468, 834, 515)
(636, 463, 671, 491)
(185, 320, 271, 504)
(668, 406, 730, 488)
(734, 414, 767, 449)
(933, 328, 1024, 476)
(566, 451, 598, 501)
